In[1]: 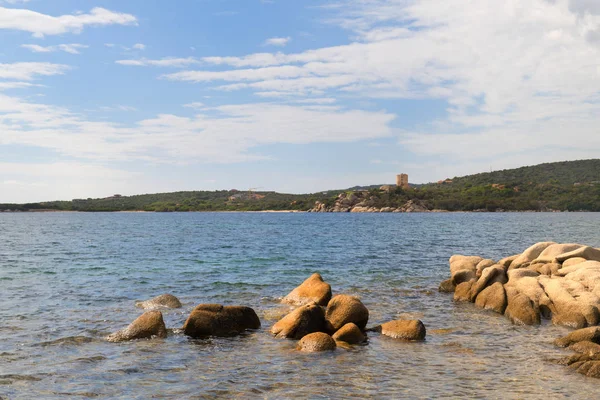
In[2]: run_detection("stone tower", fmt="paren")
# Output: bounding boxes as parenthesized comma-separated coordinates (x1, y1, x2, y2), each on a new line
(396, 174, 409, 189)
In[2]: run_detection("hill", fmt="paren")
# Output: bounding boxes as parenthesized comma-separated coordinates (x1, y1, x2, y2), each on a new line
(1, 159, 598, 212)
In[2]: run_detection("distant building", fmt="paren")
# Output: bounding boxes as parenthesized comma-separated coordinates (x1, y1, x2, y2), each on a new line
(396, 173, 409, 189)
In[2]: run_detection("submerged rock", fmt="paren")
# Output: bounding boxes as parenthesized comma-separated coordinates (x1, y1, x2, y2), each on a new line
(325, 295, 369, 332)
(376, 319, 426, 341)
(438, 278, 455, 293)
(271, 303, 325, 339)
(331, 322, 366, 344)
(554, 327, 600, 348)
(297, 332, 336, 352)
(135, 293, 182, 309)
(282, 273, 332, 307)
(183, 304, 260, 338)
(106, 310, 167, 342)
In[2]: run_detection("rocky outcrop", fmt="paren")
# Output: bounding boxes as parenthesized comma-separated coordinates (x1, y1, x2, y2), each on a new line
(554, 327, 600, 348)
(271, 303, 325, 339)
(331, 322, 366, 344)
(282, 273, 332, 307)
(106, 310, 167, 342)
(183, 304, 260, 338)
(325, 295, 369, 332)
(308, 191, 430, 213)
(375, 319, 426, 341)
(135, 293, 182, 309)
(297, 332, 337, 352)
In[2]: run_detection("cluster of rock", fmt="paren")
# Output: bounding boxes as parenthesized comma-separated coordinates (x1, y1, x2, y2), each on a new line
(440, 242, 600, 378)
(308, 192, 429, 213)
(106, 273, 427, 353)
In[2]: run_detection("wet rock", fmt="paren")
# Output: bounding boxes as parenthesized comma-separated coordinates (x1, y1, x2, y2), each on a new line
(438, 278, 455, 293)
(271, 303, 325, 339)
(106, 310, 167, 342)
(453, 280, 475, 302)
(282, 273, 332, 307)
(325, 295, 369, 332)
(554, 326, 600, 347)
(135, 293, 182, 309)
(474, 282, 507, 314)
(376, 319, 426, 341)
(183, 304, 260, 338)
(509, 242, 556, 270)
(569, 341, 600, 356)
(504, 287, 540, 325)
(331, 322, 366, 344)
(559, 352, 600, 378)
(297, 332, 336, 352)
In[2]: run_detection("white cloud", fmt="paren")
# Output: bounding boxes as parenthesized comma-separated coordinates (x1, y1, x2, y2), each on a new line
(0, 62, 69, 80)
(132, 43, 146, 50)
(264, 36, 291, 47)
(0, 6, 137, 37)
(183, 102, 205, 109)
(116, 57, 199, 67)
(21, 43, 89, 54)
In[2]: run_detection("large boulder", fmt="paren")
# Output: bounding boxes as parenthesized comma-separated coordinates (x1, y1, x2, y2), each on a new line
(453, 280, 475, 302)
(282, 273, 332, 307)
(332, 322, 366, 344)
(498, 254, 519, 269)
(569, 341, 600, 356)
(533, 243, 584, 264)
(106, 310, 167, 342)
(539, 277, 600, 328)
(475, 259, 497, 277)
(469, 265, 507, 301)
(377, 319, 426, 341)
(562, 257, 589, 268)
(509, 242, 556, 270)
(504, 287, 540, 325)
(507, 276, 553, 318)
(325, 295, 369, 332)
(135, 293, 182, 309)
(297, 332, 336, 352)
(555, 246, 600, 263)
(507, 269, 540, 283)
(554, 326, 600, 347)
(559, 353, 600, 378)
(474, 282, 507, 314)
(438, 278, 455, 293)
(183, 304, 260, 338)
(271, 303, 325, 339)
(449, 255, 482, 285)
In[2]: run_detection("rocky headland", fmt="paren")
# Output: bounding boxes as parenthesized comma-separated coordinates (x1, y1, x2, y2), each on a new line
(440, 242, 600, 378)
(309, 191, 431, 213)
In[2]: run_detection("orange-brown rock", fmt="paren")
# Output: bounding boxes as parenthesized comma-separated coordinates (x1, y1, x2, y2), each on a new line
(297, 332, 336, 352)
(135, 293, 182, 309)
(377, 319, 426, 341)
(509, 242, 556, 270)
(504, 287, 540, 325)
(183, 304, 260, 338)
(106, 310, 167, 342)
(438, 278, 455, 293)
(569, 341, 600, 356)
(325, 294, 369, 332)
(282, 273, 332, 307)
(453, 280, 475, 302)
(554, 326, 600, 347)
(474, 282, 507, 314)
(271, 303, 325, 339)
(332, 322, 366, 344)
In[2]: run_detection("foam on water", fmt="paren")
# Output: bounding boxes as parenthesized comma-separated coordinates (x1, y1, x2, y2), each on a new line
(0, 212, 599, 399)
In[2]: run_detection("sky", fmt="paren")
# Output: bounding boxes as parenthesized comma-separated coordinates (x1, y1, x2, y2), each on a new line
(1, 0, 599, 202)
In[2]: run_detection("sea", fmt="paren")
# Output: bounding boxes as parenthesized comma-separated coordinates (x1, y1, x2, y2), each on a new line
(1, 212, 599, 399)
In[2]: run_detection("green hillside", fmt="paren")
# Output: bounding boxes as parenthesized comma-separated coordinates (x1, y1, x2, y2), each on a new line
(1, 159, 598, 212)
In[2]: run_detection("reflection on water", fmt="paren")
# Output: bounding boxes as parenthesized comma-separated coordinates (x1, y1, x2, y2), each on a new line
(0, 212, 599, 399)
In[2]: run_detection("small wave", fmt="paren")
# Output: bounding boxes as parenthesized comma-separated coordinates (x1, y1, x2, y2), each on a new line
(0, 374, 44, 382)
(33, 336, 94, 347)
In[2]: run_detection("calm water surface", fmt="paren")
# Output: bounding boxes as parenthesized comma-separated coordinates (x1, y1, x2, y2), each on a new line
(1, 212, 599, 399)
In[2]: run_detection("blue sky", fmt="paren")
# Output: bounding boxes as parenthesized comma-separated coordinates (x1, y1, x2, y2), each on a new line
(1, 0, 599, 202)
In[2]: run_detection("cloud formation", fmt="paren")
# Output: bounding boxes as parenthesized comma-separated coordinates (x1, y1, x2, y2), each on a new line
(0, 62, 69, 80)
(264, 36, 291, 46)
(21, 43, 89, 54)
(0, 6, 137, 37)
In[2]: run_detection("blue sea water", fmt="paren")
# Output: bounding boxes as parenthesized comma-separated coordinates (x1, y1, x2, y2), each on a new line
(0, 212, 599, 399)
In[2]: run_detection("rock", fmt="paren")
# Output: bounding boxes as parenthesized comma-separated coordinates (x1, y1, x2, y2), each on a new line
(508, 276, 553, 318)
(559, 352, 600, 378)
(504, 287, 540, 325)
(509, 242, 556, 270)
(332, 322, 366, 344)
(106, 310, 167, 342)
(282, 273, 332, 307)
(555, 246, 600, 263)
(533, 243, 584, 264)
(453, 280, 475, 302)
(562, 257, 588, 268)
(449, 255, 482, 285)
(475, 259, 496, 277)
(438, 278, 455, 293)
(183, 304, 260, 338)
(400, 199, 429, 212)
(474, 282, 507, 314)
(539, 277, 600, 328)
(507, 268, 540, 283)
(569, 341, 600, 356)
(297, 332, 336, 352)
(533, 262, 560, 276)
(469, 265, 507, 301)
(325, 295, 369, 332)
(377, 319, 426, 341)
(498, 254, 519, 269)
(554, 326, 600, 347)
(135, 293, 182, 309)
(271, 303, 325, 339)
